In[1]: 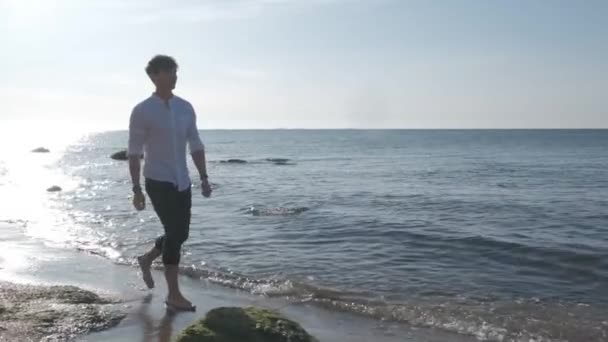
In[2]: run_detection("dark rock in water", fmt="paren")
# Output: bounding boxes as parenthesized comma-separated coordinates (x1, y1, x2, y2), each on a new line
(47, 186, 62, 192)
(111, 150, 142, 161)
(175, 306, 318, 342)
(248, 206, 309, 216)
(111, 150, 128, 161)
(31, 147, 50, 153)
(265, 158, 295, 165)
(221, 159, 248, 164)
(266, 158, 290, 163)
(0, 282, 124, 341)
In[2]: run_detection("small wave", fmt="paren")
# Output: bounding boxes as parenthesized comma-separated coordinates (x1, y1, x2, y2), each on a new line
(450, 235, 607, 269)
(75, 245, 122, 260)
(497, 182, 518, 188)
(0, 219, 28, 227)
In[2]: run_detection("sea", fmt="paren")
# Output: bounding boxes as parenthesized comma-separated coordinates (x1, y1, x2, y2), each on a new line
(0, 129, 607, 341)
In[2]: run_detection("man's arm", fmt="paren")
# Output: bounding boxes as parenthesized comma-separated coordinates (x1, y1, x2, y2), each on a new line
(187, 106, 211, 197)
(192, 148, 211, 198)
(128, 105, 145, 190)
(129, 156, 142, 191)
(187, 106, 207, 180)
(191, 149, 207, 180)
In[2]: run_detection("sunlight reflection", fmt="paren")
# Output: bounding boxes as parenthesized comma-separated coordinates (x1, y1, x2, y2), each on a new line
(0, 122, 92, 244)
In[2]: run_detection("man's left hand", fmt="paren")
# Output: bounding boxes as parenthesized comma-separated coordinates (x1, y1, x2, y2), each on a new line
(201, 179, 212, 198)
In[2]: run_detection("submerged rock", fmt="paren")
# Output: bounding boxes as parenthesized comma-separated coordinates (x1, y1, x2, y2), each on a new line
(47, 186, 62, 192)
(221, 159, 248, 164)
(266, 158, 296, 165)
(0, 282, 124, 341)
(31, 147, 50, 153)
(266, 158, 290, 163)
(248, 206, 309, 216)
(175, 306, 318, 342)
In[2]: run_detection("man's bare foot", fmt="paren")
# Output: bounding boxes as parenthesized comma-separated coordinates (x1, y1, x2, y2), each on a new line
(137, 255, 155, 289)
(165, 294, 195, 311)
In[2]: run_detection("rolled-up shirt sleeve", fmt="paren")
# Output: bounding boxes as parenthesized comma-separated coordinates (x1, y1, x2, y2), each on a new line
(128, 105, 146, 156)
(188, 105, 205, 153)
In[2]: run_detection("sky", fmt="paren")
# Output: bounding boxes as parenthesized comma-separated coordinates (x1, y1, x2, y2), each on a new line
(0, 0, 607, 130)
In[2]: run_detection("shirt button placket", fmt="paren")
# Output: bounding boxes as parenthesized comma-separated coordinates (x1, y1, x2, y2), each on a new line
(169, 102, 179, 188)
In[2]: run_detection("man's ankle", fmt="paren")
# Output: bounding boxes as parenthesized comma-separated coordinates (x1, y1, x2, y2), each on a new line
(167, 293, 189, 301)
(144, 248, 160, 259)
(139, 254, 153, 264)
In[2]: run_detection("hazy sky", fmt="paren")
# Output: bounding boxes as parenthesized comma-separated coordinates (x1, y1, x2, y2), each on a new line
(1, 0, 607, 129)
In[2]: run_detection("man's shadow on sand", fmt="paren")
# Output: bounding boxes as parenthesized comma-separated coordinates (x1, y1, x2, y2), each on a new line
(136, 294, 181, 342)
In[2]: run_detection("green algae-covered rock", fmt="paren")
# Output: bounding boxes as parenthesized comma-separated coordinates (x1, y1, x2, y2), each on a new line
(175, 306, 318, 342)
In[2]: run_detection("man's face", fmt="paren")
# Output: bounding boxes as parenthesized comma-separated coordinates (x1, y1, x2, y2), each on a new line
(151, 67, 177, 90)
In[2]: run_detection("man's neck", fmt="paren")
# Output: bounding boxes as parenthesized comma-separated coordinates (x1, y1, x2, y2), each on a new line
(154, 89, 173, 102)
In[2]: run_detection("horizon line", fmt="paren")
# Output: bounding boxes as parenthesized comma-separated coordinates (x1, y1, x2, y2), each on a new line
(95, 127, 608, 131)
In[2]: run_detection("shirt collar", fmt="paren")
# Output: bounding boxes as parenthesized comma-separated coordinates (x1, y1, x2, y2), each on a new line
(151, 93, 175, 104)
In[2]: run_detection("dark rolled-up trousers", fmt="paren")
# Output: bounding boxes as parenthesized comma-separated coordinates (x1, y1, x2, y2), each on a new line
(145, 178, 191, 265)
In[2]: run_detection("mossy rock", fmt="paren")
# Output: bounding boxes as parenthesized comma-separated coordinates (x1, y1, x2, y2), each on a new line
(175, 307, 318, 342)
(48, 285, 108, 304)
(14, 285, 108, 304)
(25, 309, 59, 327)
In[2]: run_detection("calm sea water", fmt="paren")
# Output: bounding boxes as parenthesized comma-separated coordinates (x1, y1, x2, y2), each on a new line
(1, 130, 607, 341)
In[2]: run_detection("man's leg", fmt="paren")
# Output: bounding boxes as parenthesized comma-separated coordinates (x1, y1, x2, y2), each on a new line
(137, 179, 172, 289)
(163, 186, 193, 309)
(137, 244, 161, 289)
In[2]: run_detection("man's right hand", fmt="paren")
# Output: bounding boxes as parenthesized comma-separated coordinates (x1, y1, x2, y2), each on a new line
(133, 191, 146, 211)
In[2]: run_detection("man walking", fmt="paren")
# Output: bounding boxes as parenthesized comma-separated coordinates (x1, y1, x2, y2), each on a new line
(128, 55, 212, 311)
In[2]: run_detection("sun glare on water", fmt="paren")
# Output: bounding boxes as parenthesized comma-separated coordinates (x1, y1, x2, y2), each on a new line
(0, 120, 90, 243)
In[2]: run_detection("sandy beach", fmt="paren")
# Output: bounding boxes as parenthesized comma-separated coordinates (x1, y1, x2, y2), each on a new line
(0, 222, 473, 342)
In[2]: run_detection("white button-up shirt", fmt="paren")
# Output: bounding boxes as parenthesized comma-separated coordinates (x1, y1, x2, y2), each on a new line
(128, 94, 205, 191)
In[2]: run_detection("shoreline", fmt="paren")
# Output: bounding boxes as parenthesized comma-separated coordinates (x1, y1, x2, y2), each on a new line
(0, 222, 472, 342)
